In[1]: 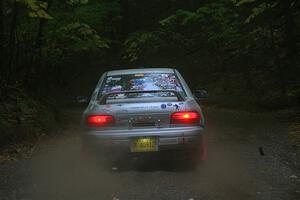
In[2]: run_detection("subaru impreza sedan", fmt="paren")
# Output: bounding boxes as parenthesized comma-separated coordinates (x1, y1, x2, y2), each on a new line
(80, 68, 206, 164)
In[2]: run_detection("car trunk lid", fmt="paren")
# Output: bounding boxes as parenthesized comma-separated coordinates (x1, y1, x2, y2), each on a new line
(98, 101, 186, 129)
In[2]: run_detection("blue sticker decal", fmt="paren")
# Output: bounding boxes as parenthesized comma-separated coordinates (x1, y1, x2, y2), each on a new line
(174, 104, 180, 110)
(161, 104, 167, 109)
(167, 103, 172, 106)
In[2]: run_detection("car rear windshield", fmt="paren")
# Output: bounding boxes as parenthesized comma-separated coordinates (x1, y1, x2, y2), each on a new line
(98, 73, 185, 100)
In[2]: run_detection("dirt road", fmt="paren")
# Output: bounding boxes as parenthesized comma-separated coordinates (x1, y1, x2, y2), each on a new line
(0, 108, 299, 200)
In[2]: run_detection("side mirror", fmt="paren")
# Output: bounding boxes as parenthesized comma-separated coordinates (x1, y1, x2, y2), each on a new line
(194, 90, 208, 100)
(76, 96, 90, 104)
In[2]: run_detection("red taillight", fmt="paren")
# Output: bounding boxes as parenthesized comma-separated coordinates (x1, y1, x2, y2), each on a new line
(170, 111, 200, 124)
(87, 115, 114, 127)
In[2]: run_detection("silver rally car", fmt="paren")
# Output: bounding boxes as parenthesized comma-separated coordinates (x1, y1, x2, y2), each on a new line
(81, 68, 206, 162)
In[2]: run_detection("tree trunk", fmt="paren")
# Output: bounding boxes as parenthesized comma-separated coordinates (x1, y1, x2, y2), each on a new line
(34, 0, 54, 97)
(26, 0, 53, 85)
(7, 0, 18, 83)
(0, 0, 4, 97)
(0, 0, 4, 74)
(34, 0, 53, 58)
(280, 0, 298, 56)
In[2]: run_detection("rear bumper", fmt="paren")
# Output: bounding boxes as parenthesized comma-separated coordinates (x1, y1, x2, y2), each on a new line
(82, 126, 204, 153)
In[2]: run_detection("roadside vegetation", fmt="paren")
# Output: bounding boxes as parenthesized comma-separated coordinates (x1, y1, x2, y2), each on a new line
(1, 0, 300, 148)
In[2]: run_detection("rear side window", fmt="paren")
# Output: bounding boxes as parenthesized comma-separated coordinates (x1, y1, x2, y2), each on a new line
(99, 73, 185, 99)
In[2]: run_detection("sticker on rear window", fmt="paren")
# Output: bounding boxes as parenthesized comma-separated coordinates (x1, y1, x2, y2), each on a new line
(100, 73, 184, 99)
(111, 77, 121, 81)
(134, 73, 144, 77)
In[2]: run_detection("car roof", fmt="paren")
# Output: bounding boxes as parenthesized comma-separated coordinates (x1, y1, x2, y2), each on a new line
(106, 68, 175, 76)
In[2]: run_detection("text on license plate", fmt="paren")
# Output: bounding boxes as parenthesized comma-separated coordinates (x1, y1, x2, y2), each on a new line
(131, 137, 157, 152)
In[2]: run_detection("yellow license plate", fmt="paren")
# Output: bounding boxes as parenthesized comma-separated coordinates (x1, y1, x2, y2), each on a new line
(131, 137, 157, 152)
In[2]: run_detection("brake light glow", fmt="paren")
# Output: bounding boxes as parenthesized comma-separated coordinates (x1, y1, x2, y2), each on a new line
(170, 111, 200, 124)
(87, 115, 114, 126)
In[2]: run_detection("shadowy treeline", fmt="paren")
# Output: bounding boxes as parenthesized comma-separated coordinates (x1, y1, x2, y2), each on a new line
(0, 0, 300, 146)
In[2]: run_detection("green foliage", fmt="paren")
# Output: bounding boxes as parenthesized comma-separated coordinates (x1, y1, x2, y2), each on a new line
(66, 0, 89, 6)
(160, 10, 197, 27)
(18, 0, 52, 19)
(159, 2, 240, 44)
(233, 0, 279, 23)
(123, 1, 241, 62)
(245, 2, 267, 23)
(232, 0, 256, 6)
(34, 0, 119, 65)
(75, 1, 121, 35)
(43, 22, 109, 63)
(123, 31, 158, 62)
(59, 22, 109, 49)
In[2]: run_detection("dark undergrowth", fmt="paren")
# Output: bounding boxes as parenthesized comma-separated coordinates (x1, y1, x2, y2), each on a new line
(0, 85, 65, 150)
